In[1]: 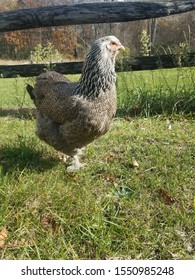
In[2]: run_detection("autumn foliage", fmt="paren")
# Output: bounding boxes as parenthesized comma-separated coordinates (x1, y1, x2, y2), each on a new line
(0, 0, 194, 60)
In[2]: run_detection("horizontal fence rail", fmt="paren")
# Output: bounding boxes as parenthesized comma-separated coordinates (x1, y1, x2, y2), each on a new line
(0, 1, 194, 78)
(0, 1, 195, 32)
(1, 53, 194, 78)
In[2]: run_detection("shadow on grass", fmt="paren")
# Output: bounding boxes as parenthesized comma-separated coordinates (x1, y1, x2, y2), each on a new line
(0, 144, 58, 174)
(0, 108, 36, 120)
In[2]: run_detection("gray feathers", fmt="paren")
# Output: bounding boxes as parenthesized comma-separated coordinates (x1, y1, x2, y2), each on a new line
(27, 36, 124, 162)
(26, 84, 35, 100)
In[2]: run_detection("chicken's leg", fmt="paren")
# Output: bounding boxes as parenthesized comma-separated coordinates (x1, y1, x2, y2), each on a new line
(67, 154, 85, 172)
(62, 148, 86, 172)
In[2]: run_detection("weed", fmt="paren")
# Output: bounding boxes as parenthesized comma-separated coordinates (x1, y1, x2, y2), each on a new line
(30, 42, 62, 64)
(140, 30, 151, 57)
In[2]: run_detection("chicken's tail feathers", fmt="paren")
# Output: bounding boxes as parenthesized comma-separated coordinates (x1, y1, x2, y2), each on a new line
(26, 84, 35, 100)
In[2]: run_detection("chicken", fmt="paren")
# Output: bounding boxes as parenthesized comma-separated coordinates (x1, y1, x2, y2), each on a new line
(27, 36, 124, 171)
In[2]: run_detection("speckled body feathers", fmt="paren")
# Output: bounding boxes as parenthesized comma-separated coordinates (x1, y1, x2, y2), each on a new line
(28, 36, 124, 158)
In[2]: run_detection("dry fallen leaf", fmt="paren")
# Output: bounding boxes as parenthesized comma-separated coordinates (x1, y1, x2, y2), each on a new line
(104, 173, 118, 183)
(8, 239, 20, 248)
(158, 188, 177, 205)
(67, 172, 78, 181)
(7, 239, 34, 249)
(40, 214, 58, 233)
(106, 154, 123, 162)
(132, 158, 139, 168)
(0, 226, 8, 249)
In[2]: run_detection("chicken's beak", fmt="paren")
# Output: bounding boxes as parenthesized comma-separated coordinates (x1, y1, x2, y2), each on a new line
(118, 44, 125, 51)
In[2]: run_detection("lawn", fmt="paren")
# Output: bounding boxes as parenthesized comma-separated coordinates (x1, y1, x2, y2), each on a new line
(0, 68, 194, 260)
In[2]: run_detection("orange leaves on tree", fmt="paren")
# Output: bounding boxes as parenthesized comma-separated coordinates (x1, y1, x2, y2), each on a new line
(4, 31, 30, 52)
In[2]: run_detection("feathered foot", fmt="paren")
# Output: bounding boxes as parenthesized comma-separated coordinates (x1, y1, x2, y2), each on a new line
(67, 155, 85, 172)
(60, 148, 86, 172)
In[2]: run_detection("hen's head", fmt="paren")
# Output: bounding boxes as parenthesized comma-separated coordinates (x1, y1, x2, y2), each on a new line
(92, 36, 125, 59)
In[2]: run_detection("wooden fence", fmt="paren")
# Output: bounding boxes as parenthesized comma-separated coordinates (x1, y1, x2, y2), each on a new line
(0, 0, 195, 78)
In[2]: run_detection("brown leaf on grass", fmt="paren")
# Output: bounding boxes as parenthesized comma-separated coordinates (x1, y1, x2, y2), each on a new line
(8, 239, 20, 248)
(158, 188, 177, 205)
(104, 173, 119, 183)
(67, 172, 78, 181)
(106, 154, 123, 162)
(132, 158, 139, 168)
(40, 214, 58, 233)
(7, 239, 34, 249)
(0, 226, 8, 249)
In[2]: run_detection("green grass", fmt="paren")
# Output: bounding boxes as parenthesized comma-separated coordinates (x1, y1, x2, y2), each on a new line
(117, 67, 195, 117)
(0, 68, 194, 260)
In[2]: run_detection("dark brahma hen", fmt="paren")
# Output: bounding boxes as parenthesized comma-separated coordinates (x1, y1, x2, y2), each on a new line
(27, 36, 124, 171)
